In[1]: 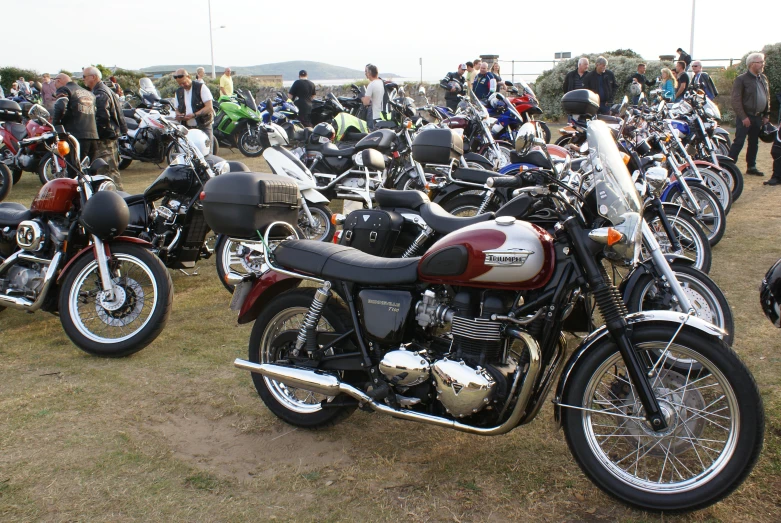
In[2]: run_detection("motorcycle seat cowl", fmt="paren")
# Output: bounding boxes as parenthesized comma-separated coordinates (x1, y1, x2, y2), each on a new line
(419, 202, 494, 235)
(0, 202, 33, 227)
(308, 142, 355, 158)
(375, 188, 430, 210)
(273, 240, 420, 285)
(451, 168, 496, 185)
(125, 118, 139, 130)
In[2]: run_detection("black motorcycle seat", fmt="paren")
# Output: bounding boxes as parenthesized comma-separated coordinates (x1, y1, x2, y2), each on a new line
(0, 202, 32, 227)
(420, 202, 494, 235)
(309, 142, 355, 158)
(120, 193, 146, 205)
(451, 168, 497, 185)
(510, 149, 552, 170)
(375, 187, 430, 210)
(273, 240, 420, 285)
(123, 109, 137, 119)
(374, 121, 396, 130)
(6, 122, 28, 141)
(125, 118, 138, 130)
(342, 131, 367, 142)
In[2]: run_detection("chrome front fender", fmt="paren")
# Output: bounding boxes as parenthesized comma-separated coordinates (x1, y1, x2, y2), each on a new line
(553, 311, 727, 427)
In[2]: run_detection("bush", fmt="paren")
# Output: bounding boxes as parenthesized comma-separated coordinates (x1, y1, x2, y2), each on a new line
(153, 74, 267, 101)
(0, 67, 40, 93)
(535, 53, 674, 119)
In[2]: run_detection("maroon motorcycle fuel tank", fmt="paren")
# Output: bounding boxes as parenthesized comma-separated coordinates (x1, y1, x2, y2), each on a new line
(443, 116, 468, 130)
(418, 217, 556, 290)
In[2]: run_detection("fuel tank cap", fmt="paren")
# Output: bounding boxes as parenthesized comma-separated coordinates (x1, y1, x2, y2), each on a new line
(495, 216, 516, 226)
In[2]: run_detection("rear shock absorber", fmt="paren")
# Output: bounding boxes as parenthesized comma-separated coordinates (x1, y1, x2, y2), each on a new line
(402, 226, 433, 258)
(294, 281, 332, 357)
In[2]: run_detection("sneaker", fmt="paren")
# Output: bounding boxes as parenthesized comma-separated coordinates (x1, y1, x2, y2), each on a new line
(764, 177, 781, 186)
(746, 167, 765, 176)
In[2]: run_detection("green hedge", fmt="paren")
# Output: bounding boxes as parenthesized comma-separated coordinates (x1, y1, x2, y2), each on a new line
(0, 67, 40, 93)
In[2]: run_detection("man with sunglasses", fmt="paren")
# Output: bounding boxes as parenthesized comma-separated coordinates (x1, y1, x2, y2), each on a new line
(173, 68, 215, 153)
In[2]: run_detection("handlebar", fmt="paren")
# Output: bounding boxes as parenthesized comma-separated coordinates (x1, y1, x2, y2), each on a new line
(486, 175, 523, 188)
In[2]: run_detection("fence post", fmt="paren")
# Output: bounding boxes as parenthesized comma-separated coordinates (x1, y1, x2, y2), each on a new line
(512, 60, 515, 84)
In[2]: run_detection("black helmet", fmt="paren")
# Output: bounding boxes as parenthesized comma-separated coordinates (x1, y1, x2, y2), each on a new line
(79, 190, 130, 240)
(760, 258, 781, 328)
(310, 122, 335, 144)
(759, 122, 778, 144)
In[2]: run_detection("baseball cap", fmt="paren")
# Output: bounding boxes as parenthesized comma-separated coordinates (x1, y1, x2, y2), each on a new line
(458, 63, 467, 70)
(299, 70, 307, 76)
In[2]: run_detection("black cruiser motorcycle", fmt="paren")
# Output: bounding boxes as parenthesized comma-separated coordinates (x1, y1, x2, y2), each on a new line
(202, 113, 763, 512)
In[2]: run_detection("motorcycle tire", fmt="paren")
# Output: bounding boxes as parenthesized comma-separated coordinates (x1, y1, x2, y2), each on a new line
(37, 156, 68, 185)
(663, 182, 726, 247)
(645, 206, 712, 274)
(537, 121, 552, 144)
(717, 159, 744, 202)
(58, 243, 173, 357)
(626, 263, 733, 345)
(237, 124, 265, 157)
(440, 193, 499, 217)
(298, 203, 335, 242)
(684, 167, 732, 215)
(0, 163, 11, 202)
(247, 287, 357, 428)
(118, 157, 132, 170)
(393, 171, 426, 191)
(561, 323, 762, 512)
(165, 142, 185, 165)
(11, 167, 22, 185)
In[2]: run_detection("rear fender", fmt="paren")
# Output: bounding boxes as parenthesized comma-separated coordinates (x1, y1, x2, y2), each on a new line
(56, 236, 154, 283)
(463, 152, 493, 169)
(553, 311, 727, 427)
(301, 187, 330, 204)
(238, 271, 302, 324)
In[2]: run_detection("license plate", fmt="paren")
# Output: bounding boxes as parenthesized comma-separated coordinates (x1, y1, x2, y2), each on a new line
(230, 281, 252, 311)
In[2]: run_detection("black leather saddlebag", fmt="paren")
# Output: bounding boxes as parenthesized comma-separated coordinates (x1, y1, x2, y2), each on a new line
(339, 209, 403, 257)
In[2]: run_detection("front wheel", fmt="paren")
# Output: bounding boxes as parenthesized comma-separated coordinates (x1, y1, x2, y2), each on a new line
(118, 157, 132, 170)
(0, 163, 11, 201)
(237, 123, 264, 157)
(645, 207, 712, 273)
(58, 243, 173, 357)
(37, 156, 68, 185)
(298, 202, 335, 242)
(664, 182, 726, 247)
(685, 167, 732, 215)
(562, 323, 763, 512)
(248, 288, 357, 428)
(718, 159, 743, 202)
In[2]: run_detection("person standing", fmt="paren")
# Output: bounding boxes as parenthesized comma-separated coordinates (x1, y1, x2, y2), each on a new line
(674, 61, 690, 102)
(625, 63, 655, 104)
(764, 126, 781, 186)
(173, 68, 215, 153)
(490, 62, 503, 90)
(41, 73, 57, 112)
(108, 76, 124, 97)
(362, 64, 384, 129)
(82, 66, 128, 189)
(583, 56, 618, 114)
(563, 57, 589, 94)
(219, 67, 233, 97)
(288, 69, 317, 127)
(690, 61, 718, 100)
(52, 73, 99, 163)
(729, 53, 771, 176)
(465, 62, 475, 92)
(17, 77, 30, 96)
(660, 68, 677, 101)
(472, 61, 496, 101)
(677, 48, 692, 70)
(439, 63, 466, 111)
(0, 75, 4, 98)
(196, 67, 206, 81)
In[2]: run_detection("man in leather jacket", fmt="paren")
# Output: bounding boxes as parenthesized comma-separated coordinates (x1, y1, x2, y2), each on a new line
(440, 64, 466, 111)
(583, 56, 618, 114)
(53, 73, 99, 163)
(83, 66, 128, 189)
(729, 53, 771, 176)
(174, 68, 215, 153)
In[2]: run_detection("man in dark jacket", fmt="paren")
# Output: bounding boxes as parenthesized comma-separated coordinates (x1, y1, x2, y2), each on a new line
(729, 53, 771, 176)
(563, 57, 589, 93)
(691, 61, 718, 100)
(677, 48, 692, 69)
(52, 73, 99, 164)
(625, 63, 656, 104)
(173, 68, 215, 153)
(288, 70, 317, 127)
(583, 56, 618, 114)
(83, 66, 128, 189)
(472, 62, 496, 101)
(439, 63, 466, 111)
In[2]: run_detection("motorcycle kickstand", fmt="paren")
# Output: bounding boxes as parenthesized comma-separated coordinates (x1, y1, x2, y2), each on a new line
(178, 268, 200, 276)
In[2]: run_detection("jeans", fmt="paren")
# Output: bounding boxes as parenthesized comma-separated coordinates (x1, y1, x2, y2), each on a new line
(198, 125, 216, 154)
(728, 115, 763, 168)
(445, 98, 459, 112)
(598, 104, 612, 115)
(631, 95, 640, 105)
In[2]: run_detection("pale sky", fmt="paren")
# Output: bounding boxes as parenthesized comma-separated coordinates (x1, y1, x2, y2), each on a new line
(3, 0, 777, 81)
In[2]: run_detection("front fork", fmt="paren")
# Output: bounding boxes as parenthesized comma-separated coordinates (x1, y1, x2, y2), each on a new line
(648, 197, 682, 252)
(92, 236, 117, 299)
(641, 220, 695, 315)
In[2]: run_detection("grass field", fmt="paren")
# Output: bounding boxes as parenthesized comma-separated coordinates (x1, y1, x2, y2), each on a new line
(1, 143, 780, 522)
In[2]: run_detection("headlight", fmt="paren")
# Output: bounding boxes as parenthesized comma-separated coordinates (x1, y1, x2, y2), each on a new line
(97, 180, 117, 192)
(588, 211, 642, 264)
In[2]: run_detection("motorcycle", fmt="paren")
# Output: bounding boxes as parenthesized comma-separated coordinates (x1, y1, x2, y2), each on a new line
(491, 80, 552, 144)
(0, 111, 173, 356)
(309, 92, 369, 142)
(212, 88, 265, 157)
(0, 100, 66, 185)
(211, 117, 762, 513)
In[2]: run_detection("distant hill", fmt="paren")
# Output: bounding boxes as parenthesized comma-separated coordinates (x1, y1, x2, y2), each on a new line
(140, 61, 397, 80)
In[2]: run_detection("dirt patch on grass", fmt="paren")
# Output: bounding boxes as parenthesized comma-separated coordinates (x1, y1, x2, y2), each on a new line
(147, 412, 354, 481)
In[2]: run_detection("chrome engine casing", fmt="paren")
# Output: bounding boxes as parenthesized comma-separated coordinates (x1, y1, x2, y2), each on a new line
(432, 358, 496, 418)
(5, 265, 44, 295)
(16, 220, 46, 251)
(379, 349, 431, 386)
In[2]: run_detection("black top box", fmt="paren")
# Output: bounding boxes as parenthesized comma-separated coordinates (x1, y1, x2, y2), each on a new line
(202, 172, 300, 239)
(412, 128, 463, 165)
(0, 99, 23, 123)
(561, 89, 600, 117)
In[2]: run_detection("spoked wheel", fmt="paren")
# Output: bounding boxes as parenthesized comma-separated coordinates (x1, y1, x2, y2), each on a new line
(717, 159, 743, 202)
(440, 194, 498, 217)
(215, 235, 266, 293)
(37, 156, 69, 184)
(665, 183, 725, 247)
(562, 324, 763, 512)
(394, 171, 426, 191)
(248, 288, 356, 428)
(237, 123, 264, 157)
(645, 207, 712, 273)
(165, 142, 185, 164)
(482, 144, 513, 169)
(58, 243, 173, 357)
(0, 163, 11, 201)
(298, 203, 335, 242)
(685, 168, 732, 215)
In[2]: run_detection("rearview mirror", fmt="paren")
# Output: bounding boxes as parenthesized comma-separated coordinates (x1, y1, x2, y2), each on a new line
(418, 86, 426, 95)
(505, 80, 513, 87)
(515, 122, 537, 155)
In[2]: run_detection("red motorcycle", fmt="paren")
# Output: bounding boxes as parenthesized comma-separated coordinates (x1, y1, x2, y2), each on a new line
(0, 100, 66, 185)
(505, 80, 551, 143)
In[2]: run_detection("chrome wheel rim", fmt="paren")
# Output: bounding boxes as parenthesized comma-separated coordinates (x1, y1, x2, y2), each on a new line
(221, 238, 264, 279)
(699, 169, 731, 211)
(259, 308, 335, 413)
(636, 272, 725, 329)
(647, 215, 707, 271)
(69, 254, 158, 343)
(582, 343, 739, 493)
(298, 206, 330, 241)
(240, 129, 263, 154)
(672, 189, 721, 241)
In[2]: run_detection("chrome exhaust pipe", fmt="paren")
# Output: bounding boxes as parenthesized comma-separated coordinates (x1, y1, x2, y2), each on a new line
(234, 330, 541, 436)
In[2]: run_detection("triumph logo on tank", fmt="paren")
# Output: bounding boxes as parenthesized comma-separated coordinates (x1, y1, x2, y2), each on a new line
(483, 248, 534, 267)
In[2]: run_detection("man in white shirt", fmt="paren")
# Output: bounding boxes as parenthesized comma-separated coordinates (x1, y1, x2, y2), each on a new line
(173, 68, 215, 153)
(361, 64, 384, 129)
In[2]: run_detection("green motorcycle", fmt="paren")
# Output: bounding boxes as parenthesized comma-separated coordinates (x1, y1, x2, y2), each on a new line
(212, 88, 265, 157)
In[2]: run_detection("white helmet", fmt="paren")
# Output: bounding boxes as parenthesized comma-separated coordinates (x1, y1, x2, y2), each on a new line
(185, 128, 211, 156)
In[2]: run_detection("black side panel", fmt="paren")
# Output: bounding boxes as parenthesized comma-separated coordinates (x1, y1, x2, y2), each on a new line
(419, 245, 468, 277)
(357, 289, 413, 344)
